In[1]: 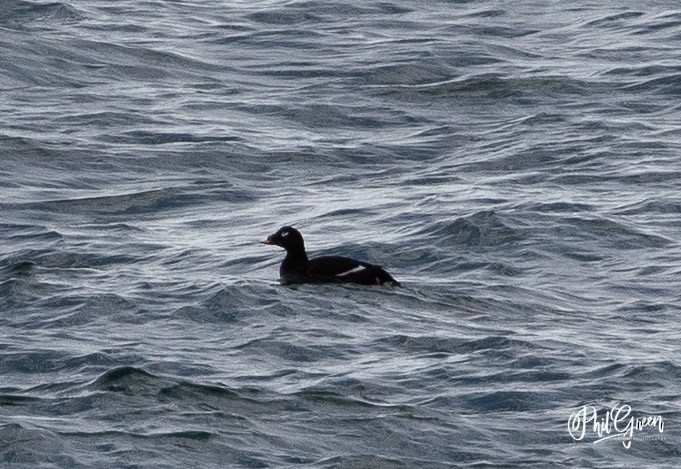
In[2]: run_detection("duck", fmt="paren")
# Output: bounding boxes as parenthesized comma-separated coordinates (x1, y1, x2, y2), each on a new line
(261, 226, 400, 286)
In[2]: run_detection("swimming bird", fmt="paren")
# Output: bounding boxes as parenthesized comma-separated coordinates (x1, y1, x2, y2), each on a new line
(261, 226, 400, 286)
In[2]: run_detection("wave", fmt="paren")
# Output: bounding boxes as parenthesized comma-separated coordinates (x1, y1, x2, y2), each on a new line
(556, 216, 673, 249)
(317, 454, 445, 469)
(404, 210, 521, 247)
(0, 0, 81, 26)
(0, 423, 72, 467)
(376, 334, 544, 357)
(21, 187, 191, 216)
(371, 74, 610, 101)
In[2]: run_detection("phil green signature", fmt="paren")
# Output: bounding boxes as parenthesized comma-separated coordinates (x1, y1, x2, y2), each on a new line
(568, 403, 664, 448)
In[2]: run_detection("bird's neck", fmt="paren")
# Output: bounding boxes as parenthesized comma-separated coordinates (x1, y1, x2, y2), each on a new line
(282, 246, 308, 272)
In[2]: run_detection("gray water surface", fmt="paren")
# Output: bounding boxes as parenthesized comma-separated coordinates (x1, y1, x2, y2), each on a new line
(1, 1, 680, 467)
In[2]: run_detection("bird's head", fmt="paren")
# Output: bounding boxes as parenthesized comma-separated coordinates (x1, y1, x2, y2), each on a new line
(260, 226, 305, 252)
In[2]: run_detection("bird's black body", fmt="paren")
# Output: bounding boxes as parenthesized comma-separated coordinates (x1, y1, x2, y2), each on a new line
(261, 226, 400, 286)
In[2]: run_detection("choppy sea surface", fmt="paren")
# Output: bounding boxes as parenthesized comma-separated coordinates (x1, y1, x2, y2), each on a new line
(1, 1, 680, 467)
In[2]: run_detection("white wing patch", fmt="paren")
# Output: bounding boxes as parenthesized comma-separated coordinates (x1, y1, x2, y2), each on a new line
(335, 265, 367, 277)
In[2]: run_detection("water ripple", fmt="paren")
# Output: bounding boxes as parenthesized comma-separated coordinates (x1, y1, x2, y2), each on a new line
(1, 0, 679, 467)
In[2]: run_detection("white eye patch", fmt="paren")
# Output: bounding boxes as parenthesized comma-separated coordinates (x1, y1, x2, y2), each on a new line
(281, 231, 290, 238)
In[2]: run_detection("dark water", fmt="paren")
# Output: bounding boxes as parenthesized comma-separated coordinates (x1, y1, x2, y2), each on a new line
(1, 1, 680, 467)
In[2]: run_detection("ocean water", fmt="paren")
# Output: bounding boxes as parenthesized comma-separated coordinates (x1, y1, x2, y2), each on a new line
(1, 0, 680, 467)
